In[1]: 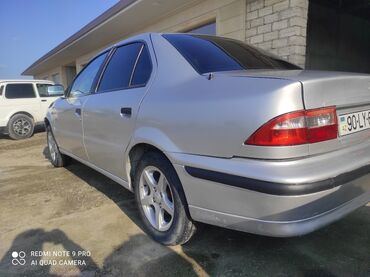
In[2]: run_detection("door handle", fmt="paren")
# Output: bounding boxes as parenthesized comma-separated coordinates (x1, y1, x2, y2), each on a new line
(120, 107, 132, 117)
(41, 99, 47, 102)
(75, 108, 82, 118)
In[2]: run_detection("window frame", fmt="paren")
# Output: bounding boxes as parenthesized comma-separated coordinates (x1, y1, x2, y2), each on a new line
(183, 20, 216, 35)
(4, 83, 36, 99)
(65, 50, 111, 98)
(95, 40, 153, 94)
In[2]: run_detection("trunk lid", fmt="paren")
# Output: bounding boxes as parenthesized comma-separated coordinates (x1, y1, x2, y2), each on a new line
(212, 70, 370, 109)
(214, 70, 370, 109)
(214, 69, 370, 156)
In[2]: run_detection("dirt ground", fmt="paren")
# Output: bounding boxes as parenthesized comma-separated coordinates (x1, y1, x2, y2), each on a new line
(0, 131, 369, 277)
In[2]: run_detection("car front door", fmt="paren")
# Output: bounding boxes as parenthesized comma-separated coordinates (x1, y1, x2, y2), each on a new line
(83, 42, 153, 180)
(36, 83, 65, 120)
(52, 52, 108, 160)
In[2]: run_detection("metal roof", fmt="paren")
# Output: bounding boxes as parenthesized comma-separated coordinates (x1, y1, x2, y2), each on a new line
(22, 0, 201, 76)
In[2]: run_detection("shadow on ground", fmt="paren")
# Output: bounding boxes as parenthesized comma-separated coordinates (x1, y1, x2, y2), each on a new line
(0, 229, 197, 276)
(2, 151, 370, 276)
(42, 146, 144, 230)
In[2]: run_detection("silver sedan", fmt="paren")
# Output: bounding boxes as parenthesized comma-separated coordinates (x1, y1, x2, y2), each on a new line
(45, 33, 370, 245)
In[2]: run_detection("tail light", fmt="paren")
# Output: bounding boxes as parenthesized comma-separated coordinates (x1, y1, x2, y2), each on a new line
(245, 107, 338, 146)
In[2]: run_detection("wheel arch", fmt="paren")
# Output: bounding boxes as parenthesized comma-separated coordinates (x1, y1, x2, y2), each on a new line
(9, 111, 35, 121)
(125, 127, 182, 189)
(127, 142, 168, 190)
(126, 142, 192, 218)
(44, 117, 52, 130)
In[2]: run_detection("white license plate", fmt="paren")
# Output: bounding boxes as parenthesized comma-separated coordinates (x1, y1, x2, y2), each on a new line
(338, 110, 370, 136)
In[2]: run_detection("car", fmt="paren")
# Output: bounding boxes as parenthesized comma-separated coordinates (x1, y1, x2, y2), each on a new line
(45, 33, 370, 245)
(0, 80, 64, 139)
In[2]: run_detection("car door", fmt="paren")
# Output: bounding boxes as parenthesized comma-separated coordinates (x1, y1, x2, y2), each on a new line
(52, 52, 109, 160)
(2, 83, 40, 121)
(36, 83, 65, 120)
(83, 42, 153, 179)
(0, 84, 4, 126)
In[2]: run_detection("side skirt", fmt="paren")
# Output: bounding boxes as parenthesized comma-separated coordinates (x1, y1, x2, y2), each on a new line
(59, 148, 132, 192)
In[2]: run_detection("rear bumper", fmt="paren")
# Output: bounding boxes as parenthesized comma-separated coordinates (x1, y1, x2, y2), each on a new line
(188, 179, 370, 237)
(185, 164, 370, 196)
(169, 140, 370, 237)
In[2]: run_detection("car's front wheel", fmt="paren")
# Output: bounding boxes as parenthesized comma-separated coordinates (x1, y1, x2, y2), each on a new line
(47, 126, 68, 167)
(134, 151, 196, 245)
(8, 114, 34, 140)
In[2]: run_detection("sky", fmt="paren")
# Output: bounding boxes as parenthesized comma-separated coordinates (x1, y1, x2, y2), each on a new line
(0, 0, 119, 79)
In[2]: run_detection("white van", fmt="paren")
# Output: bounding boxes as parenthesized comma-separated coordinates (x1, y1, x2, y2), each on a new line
(0, 80, 64, 139)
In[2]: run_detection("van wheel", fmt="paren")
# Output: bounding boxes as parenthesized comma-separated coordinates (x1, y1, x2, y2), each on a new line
(8, 114, 34, 140)
(134, 151, 196, 245)
(46, 126, 68, 167)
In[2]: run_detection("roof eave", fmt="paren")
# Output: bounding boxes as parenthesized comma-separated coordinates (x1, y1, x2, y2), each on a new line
(22, 0, 136, 75)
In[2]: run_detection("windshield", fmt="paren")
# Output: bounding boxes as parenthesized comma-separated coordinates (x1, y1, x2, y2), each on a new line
(37, 84, 64, 97)
(163, 34, 301, 74)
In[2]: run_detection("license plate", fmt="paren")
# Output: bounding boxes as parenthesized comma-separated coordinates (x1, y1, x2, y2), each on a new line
(338, 110, 370, 136)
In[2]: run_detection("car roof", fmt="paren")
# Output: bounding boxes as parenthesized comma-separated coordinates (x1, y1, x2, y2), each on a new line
(94, 32, 222, 62)
(0, 79, 54, 84)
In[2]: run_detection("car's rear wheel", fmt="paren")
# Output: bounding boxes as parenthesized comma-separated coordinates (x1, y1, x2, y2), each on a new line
(46, 126, 68, 167)
(134, 151, 196, 245)
(8, 114, 34, 140)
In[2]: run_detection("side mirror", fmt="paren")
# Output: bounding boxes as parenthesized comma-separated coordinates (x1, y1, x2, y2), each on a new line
(47, 84, 65, 97)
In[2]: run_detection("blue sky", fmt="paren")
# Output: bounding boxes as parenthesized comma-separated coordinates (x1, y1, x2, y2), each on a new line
(0, 0, 119, 79)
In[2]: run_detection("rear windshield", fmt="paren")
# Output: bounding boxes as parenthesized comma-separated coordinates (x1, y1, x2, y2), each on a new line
(163, 34, 301, 74)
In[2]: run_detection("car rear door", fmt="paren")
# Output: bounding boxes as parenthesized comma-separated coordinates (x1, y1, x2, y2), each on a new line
(2, 83, 40, 122)
(52, 52, 109, 160)
(83, 41, 153, 180)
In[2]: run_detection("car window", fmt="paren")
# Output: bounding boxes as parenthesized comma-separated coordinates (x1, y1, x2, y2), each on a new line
(37, 84, 64, 97)
(0, 85, 3, 96)
(163, 34, 301, 74)
(69, 52, 108, 97)
(98, 43, 143, 92)
(131, 45, 152, 87)
(5, 84, 36, 99)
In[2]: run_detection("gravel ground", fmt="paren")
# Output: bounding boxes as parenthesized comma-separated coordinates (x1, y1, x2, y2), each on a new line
(0, 132, 369, 276)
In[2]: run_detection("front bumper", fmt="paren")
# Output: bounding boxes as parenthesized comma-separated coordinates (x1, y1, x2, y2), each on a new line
(169, 140, 370, 237)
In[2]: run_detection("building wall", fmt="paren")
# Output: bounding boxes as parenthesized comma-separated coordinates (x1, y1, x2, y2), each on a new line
(74, 0, 248, 73)
(245, 0, 308, 67)
(217, 0, 246, 40)
(36, 0, 310, 86)
(35, 67, 63, 84)
(35, 65, 72, 87)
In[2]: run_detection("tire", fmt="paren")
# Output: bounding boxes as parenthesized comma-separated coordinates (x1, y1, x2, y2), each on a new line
(134, 151, 196, 245)
(7, 114, 34, 140)
(46, 126, 68, 167)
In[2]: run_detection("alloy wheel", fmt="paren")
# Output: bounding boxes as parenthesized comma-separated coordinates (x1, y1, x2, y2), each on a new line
(13, 118, 31, 136)
(139, 166, 175, 231)
(47, 131, 57, 162)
